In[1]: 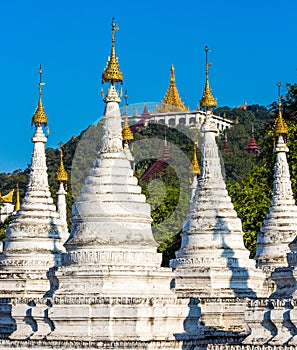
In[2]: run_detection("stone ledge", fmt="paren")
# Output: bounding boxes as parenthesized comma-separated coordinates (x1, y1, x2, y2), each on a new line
(0, 339, 245, 350)
(0, 296, 185, 306)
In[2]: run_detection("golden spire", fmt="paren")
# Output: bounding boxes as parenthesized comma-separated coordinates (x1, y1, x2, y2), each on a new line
(102, 18, 123, 84)
(190, 142, 200, 175)
(156, 64, 189, 112)
(14, 184, 20, 212)
(122, 117, 134, 142)
(200, 46, 217, 110)
(273, 82, 288, 143)
(56, 148, 68, 183)
(122, 90, 134, 142)
(31, 64, 48, 126)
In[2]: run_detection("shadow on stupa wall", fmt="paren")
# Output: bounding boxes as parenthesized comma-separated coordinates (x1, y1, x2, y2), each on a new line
(173, 213, 257, 348)
(44, 218, 63, 299)
(243, 230, 297, 345)
(0, 298, 16, 339)
(0, 216, 63, 339)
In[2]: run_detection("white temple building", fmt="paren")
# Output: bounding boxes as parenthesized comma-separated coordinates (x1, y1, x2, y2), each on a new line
(1, 18, 297, 350)
(123, 63, 234, 133)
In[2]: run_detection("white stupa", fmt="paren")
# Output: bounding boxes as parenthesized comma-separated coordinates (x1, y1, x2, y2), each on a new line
(255, 99, 297, 271)
(0, 66, 67, 297)
(171, 48, 265, 299)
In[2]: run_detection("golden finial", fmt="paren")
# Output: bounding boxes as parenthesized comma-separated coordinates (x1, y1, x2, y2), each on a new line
(31, 64, 48, 126)
(200, 46, 217, 110)
(156, 64, 189, 112)
(170, 64, 175, 84)
(14, 184, 20, 212)
(102, 18, 123, 85)
(56, 147, 68, 183)
(190, 142, 200, 175)
(273, 82, 288, 143)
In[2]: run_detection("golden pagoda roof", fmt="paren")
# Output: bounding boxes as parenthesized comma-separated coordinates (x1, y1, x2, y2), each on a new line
(122, 116, 134, 141)
(156, 65, 189, 113)
(190, 143, 200, 175)
(102, 18, 123, 84)
(200, 46, 217, 110)
(273, 103, 288, 139)
(31, 65, 48, 126)
(56, 149, 68, 183)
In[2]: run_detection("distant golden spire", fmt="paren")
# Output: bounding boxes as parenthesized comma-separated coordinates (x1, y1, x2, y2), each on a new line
(122, 117, 134, 142)
(102, 18, 123, 84)
(190, 142, 200, 175)
(200, 46, 217, 110)
(14, 184, 20, 212)
(56, 148, 68, 183)
(122, 90, 133, 142)
(156, 65, 189, 113)
(31, 64, 48, 126)
(273, 82, 288, 143)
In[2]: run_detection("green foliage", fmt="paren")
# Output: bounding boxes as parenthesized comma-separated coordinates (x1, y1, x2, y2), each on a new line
(287, 122, 297, 197)
(227, 166, 272, 257)
(284, 83, 297, 121)
(0, 214, 13, 243)
(135, 122, 194, 246)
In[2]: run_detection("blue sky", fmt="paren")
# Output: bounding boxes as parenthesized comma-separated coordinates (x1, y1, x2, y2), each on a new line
(0, 0, 296, 172)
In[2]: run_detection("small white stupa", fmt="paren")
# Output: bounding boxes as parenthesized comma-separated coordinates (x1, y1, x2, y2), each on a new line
(56, 147, 69, 239)
(244, 87, 297, 346)
(0, 66, 67, 297)
(255, 87, 297, 271)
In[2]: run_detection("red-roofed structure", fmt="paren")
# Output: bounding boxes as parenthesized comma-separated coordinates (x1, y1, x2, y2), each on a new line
(244, 135, 261, 154)
(130, 104, 151, 133)
(140, 140, 170, 181)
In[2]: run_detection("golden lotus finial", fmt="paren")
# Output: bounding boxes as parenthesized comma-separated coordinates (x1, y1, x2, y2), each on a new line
(102, 18, 123, 84)
(200, 46, 217, 110)
(273, 81, 288, 143)
(56, 147, 68, 183)
(190, 142, 200, 175)
(31, 64, 48, 126)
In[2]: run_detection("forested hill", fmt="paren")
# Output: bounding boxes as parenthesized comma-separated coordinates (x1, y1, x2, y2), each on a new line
(0, 82, 296, 264)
